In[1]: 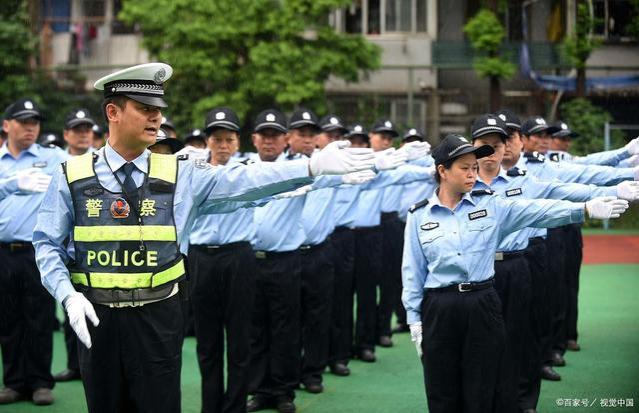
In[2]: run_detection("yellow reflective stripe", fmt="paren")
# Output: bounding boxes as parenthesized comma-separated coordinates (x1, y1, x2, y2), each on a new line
(70, 259, 185, 289)
(66, 153, 94, 183)
(73, 225, 176, 242)
(149, 153, 177, 184)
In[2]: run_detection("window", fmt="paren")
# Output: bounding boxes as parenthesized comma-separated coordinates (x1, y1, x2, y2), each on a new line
(593, 0, 633, 42)
(341, 0, 428, 35)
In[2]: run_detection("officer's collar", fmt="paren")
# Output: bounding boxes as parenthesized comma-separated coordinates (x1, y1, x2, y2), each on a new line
(0, 142, 39, 159)
(429, 189, 476, 211)
(476, 169, 509, 186)
(103, 141, 149, 174)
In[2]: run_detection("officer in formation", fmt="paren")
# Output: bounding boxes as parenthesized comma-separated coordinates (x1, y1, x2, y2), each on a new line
(27, 62, 375, 413)
(403, 131, 631, 413)
(0, 98, 65, 406)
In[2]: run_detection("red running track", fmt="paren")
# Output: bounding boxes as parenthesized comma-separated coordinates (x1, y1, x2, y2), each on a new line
(582, 235, 639, 264)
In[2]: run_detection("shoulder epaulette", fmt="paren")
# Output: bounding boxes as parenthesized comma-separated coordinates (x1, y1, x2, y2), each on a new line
(471, 189, 495, 196)
(506, 167, 526, 177)
(240, 158, 255, 165)
(548, 152, 560, 162)
(409, 199, 429, 213)
(177, 154, 189, 161)
(524, 151, 545, 163)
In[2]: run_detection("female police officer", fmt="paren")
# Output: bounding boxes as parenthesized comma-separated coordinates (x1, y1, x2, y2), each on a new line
(401, 134, 629, 413)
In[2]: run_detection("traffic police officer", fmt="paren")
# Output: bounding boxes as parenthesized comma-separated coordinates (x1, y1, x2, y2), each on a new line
(0, 98, 65, 406)
(188, 106, 258, 413)
(33, 63, 375, 413)
(403, 134, 629, 413)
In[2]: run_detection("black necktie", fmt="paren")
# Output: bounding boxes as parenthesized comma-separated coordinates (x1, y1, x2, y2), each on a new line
(122, 162, 139, 208)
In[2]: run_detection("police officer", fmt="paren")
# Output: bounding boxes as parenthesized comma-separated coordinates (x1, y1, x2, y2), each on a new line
(149, 128, 185, 154)
(91, 124, 106, 150)
(161, 116, 178, 139)
(33, 63, 375, 413)
(63, 108, 97, 156)
(0, 98, 65, 406)
(54, 108, 101, 384)
(184, 128, 207, 148)
(403, 134, 629, 413)
(188, 107, 258, 413)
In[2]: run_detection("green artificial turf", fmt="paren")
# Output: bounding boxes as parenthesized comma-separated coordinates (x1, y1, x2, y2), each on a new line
(2, 264, 638, 412)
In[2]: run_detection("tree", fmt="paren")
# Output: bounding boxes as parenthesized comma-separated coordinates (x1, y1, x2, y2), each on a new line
(463, 8, 515, 112)
(118, 0, 381, 135)
(561, 1, 600, 97)
(627, 0, 639, 40)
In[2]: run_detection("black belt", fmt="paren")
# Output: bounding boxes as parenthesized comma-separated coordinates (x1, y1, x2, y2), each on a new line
(352, 225, 381, 232)
(333, 226, 351, 234)
(528, 237, 545, 247)
(494, 250, 525, 261)
(426, 278, 494, 293)
(0, 242, 33, 252)
(254, 249, 299, 260)
(381, 211, 399, 221)
(299, 241, 327, 253)
(80, 282, 176, 306)
(191, 241, 251, 253)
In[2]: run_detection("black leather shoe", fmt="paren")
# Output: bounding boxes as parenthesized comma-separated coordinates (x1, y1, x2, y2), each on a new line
(0, 388, 25, 404)
(378, 335, 393, 347)
(541, 365, 561, 381)
(53, 368, 81, 382)
(391, 323, 410, 334)
(358, 349, 376, 362)
(329, 363, 351, 376)
(303, 381, 323, 393)
(566, 340, 581, 351)
(275, 397, 296, 413)
(32, 388, 54, 406)
(247, 395, 271, 412)
(551, 352, 566, 367)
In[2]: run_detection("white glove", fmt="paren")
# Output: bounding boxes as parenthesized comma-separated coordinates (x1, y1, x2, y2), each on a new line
(625, 137, 639, 155)
(342, 169, 377, 185)
(309, 140, 375, 176)
(374, 148, 407, 171)
(64, 292, 100, 349)
(16, 168, 52, 193)
(409, 322, 423, 358)
(273, 184, 313, 199)
(585, 196, 629, 219)
(616, 181, 639, 201)
(175, 146, 209, 162)
(625, 154, 639, 167)
(397, 141, 431, 161)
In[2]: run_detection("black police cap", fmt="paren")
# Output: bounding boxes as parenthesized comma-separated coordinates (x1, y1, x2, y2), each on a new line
(153, 129, 185, 153)
(92, 124, 104, 137)
(38, 133, 64, 149)
(432, 134, 494, 166)
(289, 108, 320, 131)
(161, 116, 176, 132)
(471, 114, 508, 141)
(521, 116, 561, 136)
(551, 121, 579, 139)
(319, 114, 348, 134)
(4, 98, 44, 121)
(495, 109, 522, 131)
(403, 128, 425, 141)
(204, 107, 240, 134)
(64, 108, 96, 130)
(254, 109, 288, 133)
(371, 119, 398, 137)
(184, 128, 205, 144)
(346, 124, 369, 139)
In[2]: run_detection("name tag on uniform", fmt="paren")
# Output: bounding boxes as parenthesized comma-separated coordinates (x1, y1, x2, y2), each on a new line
(32, 161, 47, 168)
(420, 222, 439, 231)
(468, 209, 488, 220)
(505, 188, 523, 197)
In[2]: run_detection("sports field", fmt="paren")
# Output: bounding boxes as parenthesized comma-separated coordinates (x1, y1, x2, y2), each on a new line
(3, 235, 638, 412)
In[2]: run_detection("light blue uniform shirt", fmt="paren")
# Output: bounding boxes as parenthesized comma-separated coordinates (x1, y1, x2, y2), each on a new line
(474, 168, 616, 252)
(401, 190, 585, 324)
(516, 152, 635, 186)
(0, 143, 68, 242)
(301, 186, 337, 245)
(33, 142, 313, 303)
(547, 148, 630, 167)
(189, 207, 255, 246)
(399, 180, 437, 222)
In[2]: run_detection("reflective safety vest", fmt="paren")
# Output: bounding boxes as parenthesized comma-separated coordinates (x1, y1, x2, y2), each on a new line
(64, 152, 185, 293)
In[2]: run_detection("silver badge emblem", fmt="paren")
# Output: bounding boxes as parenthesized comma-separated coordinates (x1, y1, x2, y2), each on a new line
(302, 112, 311, 120)
(216, 112, 225, 120)
(354, 125, 362, 132)
(76, 110, 86, 119)
(498, 114, 506, 121)
(154, 68, 166, 84)
(266, 114, 275, 122)
(409, 129, 417, 135)
(384, 121, 392, 128)
(330, 117, 338, 125)
(487, 118, 496, 125)
(24, 101, 34, 109)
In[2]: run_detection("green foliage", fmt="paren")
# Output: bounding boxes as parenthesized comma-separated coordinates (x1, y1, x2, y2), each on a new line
(559, 98, 625, 156)
(560, 2, 601, 69)
(463, 8, 515, 80)
(118, 0, 381, 133)
(627, 0, 639, 40)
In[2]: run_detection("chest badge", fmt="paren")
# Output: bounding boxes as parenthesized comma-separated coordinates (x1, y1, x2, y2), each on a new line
(505, 188, 523, 197)
(32, 161, 48, 168)
(420, 222, 439, 231)
(468, 209, 488, 220)
(110, 197, 130, 219)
